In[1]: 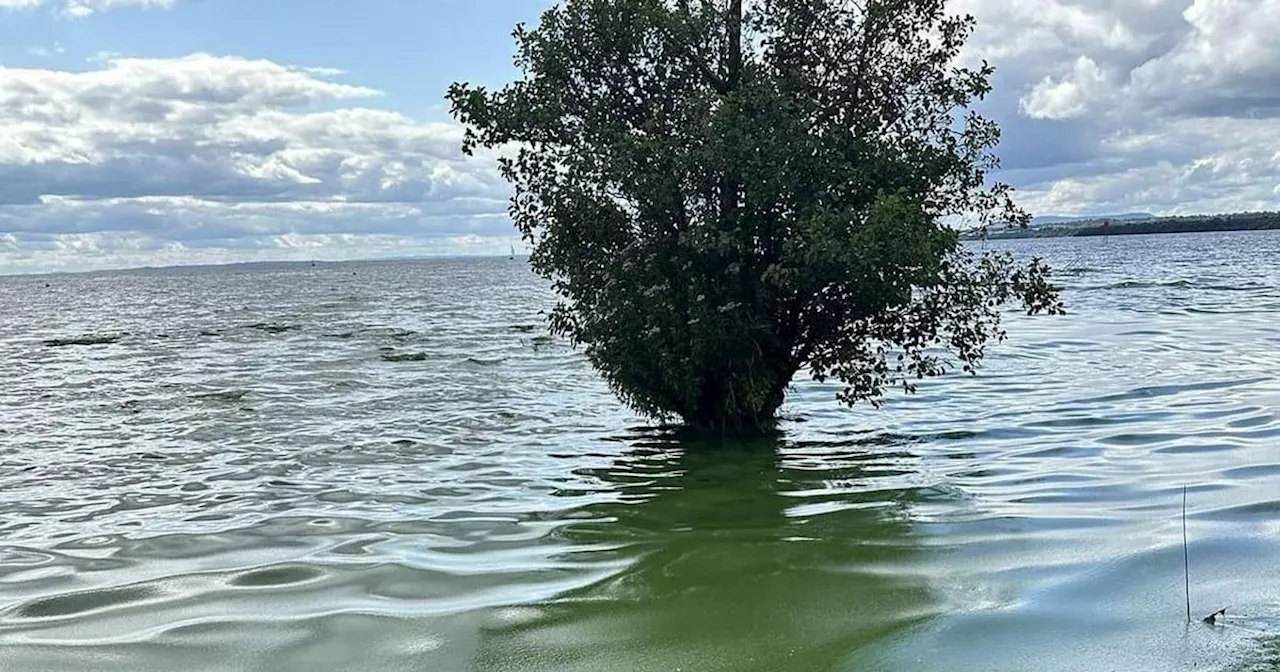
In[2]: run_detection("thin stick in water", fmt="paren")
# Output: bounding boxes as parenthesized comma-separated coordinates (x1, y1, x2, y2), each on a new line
(1183, 484, 1191, 624)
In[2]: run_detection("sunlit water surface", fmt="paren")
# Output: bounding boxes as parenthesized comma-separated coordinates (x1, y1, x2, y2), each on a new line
(4, 231, 1280, 671)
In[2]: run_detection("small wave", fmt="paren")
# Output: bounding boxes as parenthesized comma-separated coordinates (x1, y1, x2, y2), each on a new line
(361, 326, 417, 341)
(1077, 279, 1276, 294)
(228, 564, 325, 588)
(192, 390, 249, 402)
(1080, 279, 1194, 291)
(1079, 377, 1268, 405)
(7, 585, 165, 621)
(1198, 499, 1280, 521)
(461, 356, 506, 366)
(1221, 464, 1280, 480)
(525, 334, 565, 352)
(382, 352, 429, 362)
(1197, 281, 1276, 293)
(245, 322, 296, 334)
(1053, 266, 1101, 276)
(43, 334, 122, 347)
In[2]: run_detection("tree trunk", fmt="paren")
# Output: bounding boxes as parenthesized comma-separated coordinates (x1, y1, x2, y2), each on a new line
(719, 0, 743, 229)
(725, 0, 742, 87)
(683, 354, 795, 434)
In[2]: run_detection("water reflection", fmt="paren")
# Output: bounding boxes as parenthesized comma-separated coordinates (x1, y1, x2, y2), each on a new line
(474, 431, 937, 671)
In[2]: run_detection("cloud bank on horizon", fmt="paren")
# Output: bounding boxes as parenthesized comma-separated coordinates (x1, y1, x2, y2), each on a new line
(0, 0, 1277, 272)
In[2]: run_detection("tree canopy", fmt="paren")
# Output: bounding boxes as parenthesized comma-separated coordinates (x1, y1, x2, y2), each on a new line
(448, 0, 1063, 432)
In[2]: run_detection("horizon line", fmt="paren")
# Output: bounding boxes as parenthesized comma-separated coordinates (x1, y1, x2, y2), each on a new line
(0, 251, 529, 279)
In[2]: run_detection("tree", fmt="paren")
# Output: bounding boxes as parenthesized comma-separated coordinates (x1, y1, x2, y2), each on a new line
(448, 0, 1063, 433)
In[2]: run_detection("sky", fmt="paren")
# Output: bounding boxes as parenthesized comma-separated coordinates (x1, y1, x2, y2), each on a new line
(0, 0, 1277, 273)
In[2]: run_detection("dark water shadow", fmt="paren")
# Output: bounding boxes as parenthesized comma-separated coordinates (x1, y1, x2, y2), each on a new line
(471, 430, 938, 672)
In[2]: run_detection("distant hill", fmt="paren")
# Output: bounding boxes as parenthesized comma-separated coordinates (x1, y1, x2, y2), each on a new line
(971, 211, 1280, 240)
(1030, 213, 1155, 226)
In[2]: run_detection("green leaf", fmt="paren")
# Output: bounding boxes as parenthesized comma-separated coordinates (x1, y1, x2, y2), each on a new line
(448, 0, 1062, 433)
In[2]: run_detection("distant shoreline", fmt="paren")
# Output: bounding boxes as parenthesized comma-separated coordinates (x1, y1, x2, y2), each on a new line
(968, 211, 1280, 240)
(0, 253, 526, 279)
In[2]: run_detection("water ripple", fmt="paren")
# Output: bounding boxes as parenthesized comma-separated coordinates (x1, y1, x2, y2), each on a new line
(2, 234, 1280, 670)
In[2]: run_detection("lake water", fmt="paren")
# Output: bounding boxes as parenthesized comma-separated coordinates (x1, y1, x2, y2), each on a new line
(3, 231, 1280, 671)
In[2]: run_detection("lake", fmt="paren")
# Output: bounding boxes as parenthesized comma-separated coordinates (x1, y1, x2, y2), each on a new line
(3, 231, 1280, 671)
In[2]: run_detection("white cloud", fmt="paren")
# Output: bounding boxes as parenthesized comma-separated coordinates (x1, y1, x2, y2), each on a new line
(956, 0, 1280, 217)
(0, 53, 513, 272)
(1015, 115, 1280, 215)
(5, 1, 1280, 272)
(25, 42, 65, 57)
(0, 0, 172, 17)
(1020, 55, 1109, 119)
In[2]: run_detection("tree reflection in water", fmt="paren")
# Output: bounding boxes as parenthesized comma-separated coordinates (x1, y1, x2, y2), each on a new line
(474, 429, 944, 671)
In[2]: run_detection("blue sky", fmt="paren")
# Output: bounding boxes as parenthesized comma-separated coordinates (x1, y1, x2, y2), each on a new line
(0, 1, 547, 119)
(0, 0, 1278, 273)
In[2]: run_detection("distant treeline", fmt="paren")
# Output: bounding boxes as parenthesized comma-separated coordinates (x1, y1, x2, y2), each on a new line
(974, 211, 1280, 240)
